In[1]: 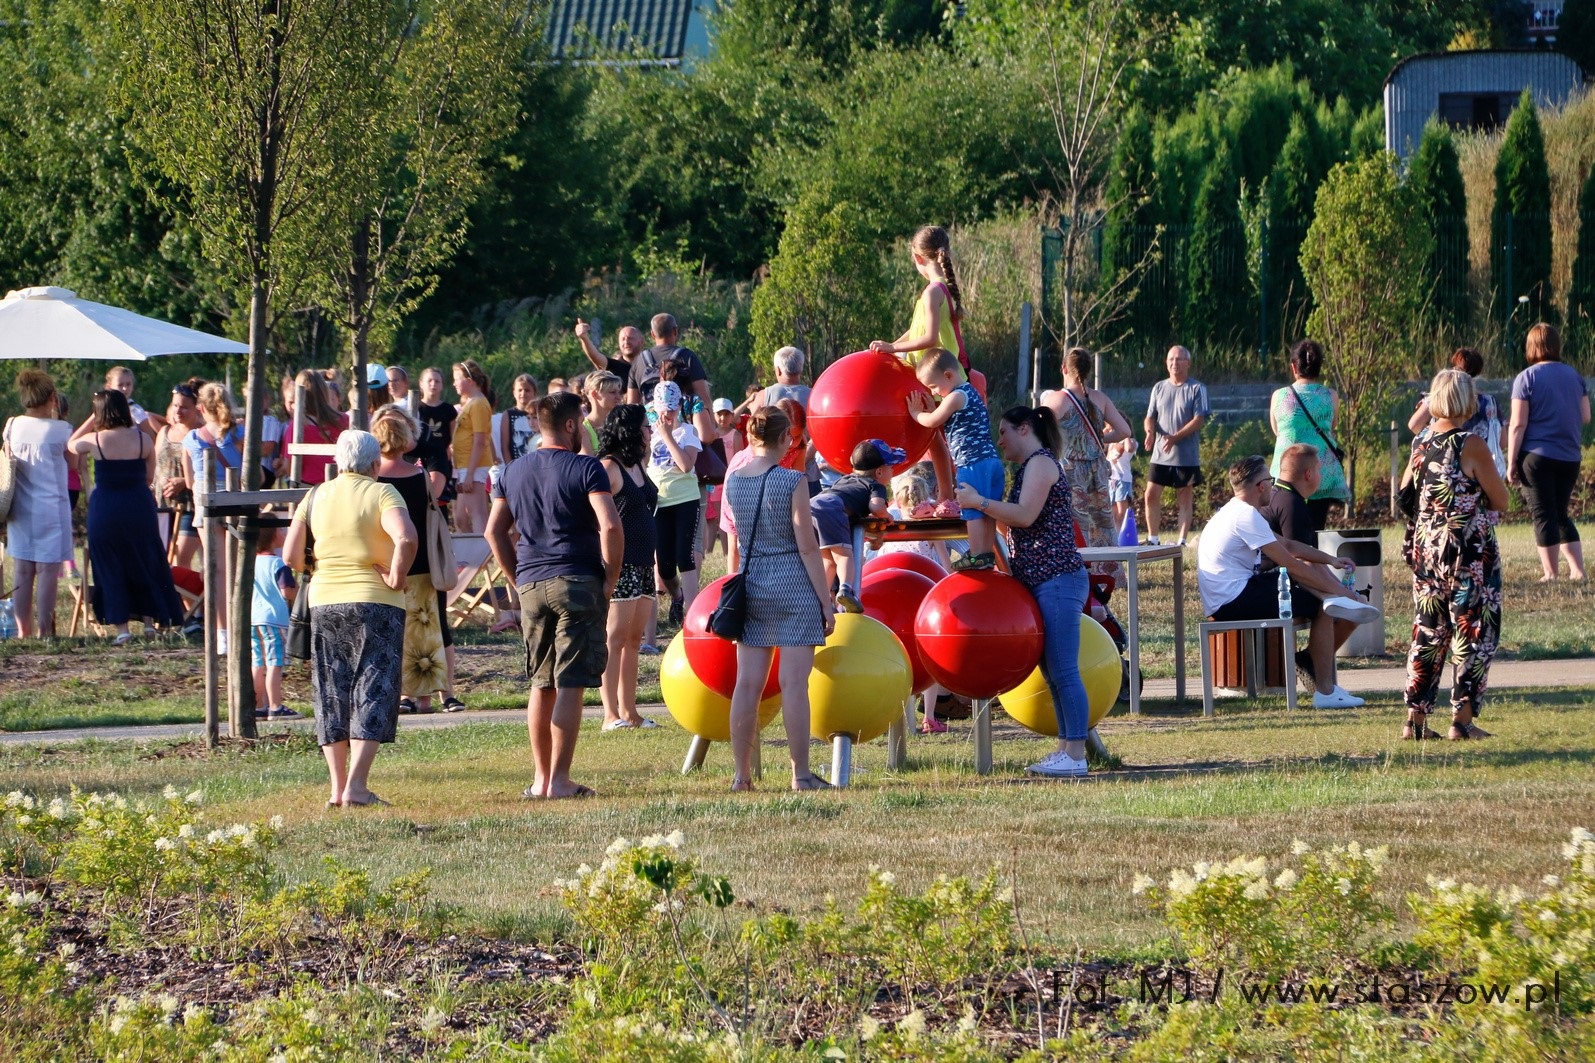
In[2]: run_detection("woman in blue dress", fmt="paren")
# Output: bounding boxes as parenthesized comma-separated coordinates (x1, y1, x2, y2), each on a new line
(70, 390, 184, 643)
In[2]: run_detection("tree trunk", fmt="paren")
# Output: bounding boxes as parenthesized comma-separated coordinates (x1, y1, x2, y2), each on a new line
(349, 217, 372, 430)
(228, 275, 269, 739)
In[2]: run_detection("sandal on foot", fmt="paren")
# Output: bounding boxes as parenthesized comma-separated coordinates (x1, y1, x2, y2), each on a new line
(921, 717, 948, 734)
(398, 697, 419, 715)
(343, 793, 390, 807)
(1449, 720, 1491, 740)
(549, 784, 597, 800)
(731, 779, 755, 793)
(792, 774, 833, 791)
(441, 697, 467, 713)
(1402, 713, 1440, 741)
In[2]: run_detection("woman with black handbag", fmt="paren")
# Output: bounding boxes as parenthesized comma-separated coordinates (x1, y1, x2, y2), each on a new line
(1269, 340, 1350, 531)
(723, 406, 834, 792)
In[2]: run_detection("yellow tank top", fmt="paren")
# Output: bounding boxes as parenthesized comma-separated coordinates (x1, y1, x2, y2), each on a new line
(904, 282, 966, 377)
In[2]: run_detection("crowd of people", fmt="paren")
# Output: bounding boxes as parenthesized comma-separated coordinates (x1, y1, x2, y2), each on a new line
(2, 221, 1590, 797)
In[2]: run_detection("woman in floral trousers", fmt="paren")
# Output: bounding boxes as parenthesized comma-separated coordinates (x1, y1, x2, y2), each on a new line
(1399, 370, 1509, 742)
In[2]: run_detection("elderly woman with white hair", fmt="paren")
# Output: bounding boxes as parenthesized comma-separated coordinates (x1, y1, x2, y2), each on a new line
(285, 430, 417, 807)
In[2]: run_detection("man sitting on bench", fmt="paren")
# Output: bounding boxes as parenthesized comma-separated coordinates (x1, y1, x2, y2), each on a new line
(1198, 454, 1379, 709)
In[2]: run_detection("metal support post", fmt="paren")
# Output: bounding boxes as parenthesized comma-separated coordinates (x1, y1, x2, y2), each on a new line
(681, 735, 711, 774)
(973, 698, 993, 775)
(830, 734, 854, 788)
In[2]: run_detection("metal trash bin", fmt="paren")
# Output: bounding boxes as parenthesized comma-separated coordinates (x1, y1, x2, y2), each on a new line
(1318, 528, 1385, 656)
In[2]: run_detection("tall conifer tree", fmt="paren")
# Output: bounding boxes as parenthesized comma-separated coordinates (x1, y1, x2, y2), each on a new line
(1491, 90, 1555, 326)
(1408, 119, 1471, 333)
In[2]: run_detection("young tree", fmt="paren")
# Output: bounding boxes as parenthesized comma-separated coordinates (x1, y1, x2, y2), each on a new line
(1033, 0, 1160, 379)
(1302, 154, 1433, 503)
(1491, 89, 1555, 328)
(325, 0, 530, 426)
(1182, 143, 1249, 349)
(113, 0, 414, 737)
(1407, 119, 1471, 335)
(750, 186, 896, 371)
(1568, 163, 1595, 360)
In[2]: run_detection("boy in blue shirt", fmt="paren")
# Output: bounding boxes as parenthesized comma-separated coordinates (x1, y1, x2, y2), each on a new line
(251, 523, 300, 720)
(810, 438, 901, 611)
(909, 347, 1003, 569)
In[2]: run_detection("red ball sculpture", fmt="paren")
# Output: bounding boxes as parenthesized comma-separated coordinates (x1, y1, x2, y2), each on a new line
(860, 567, 937, 693)
(808, 351, 936, 474)
(863, 551, 946, 586)
(913, 569, 1044, 699)
(682, 575, 780, 700)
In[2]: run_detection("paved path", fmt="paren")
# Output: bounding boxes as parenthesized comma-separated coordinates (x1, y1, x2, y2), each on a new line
(3, 657, 1590, 747)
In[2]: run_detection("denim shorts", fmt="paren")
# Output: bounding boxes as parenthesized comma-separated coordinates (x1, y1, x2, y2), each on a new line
(956, 457, 1006, 522)
(1108, 479, 1133, 503)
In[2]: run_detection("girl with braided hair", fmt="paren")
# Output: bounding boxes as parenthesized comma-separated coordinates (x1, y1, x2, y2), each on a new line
(869, 225, 980, 503)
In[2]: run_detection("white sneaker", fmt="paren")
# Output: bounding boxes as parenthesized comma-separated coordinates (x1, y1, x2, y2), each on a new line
(1313, 687, 1364, 709)
(1323, 596, 1380, 624)
(216, 630, 228, 656)
(1026, 750, 1089, 777)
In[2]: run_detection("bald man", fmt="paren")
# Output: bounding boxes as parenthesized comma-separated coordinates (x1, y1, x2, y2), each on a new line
(574, 319, 645, 382)
(1143, 345, 1208, 545)
(1259, 443, 1321, 546)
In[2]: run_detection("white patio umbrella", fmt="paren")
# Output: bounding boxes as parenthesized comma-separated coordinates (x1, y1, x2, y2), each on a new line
(0, 286, 248, 361)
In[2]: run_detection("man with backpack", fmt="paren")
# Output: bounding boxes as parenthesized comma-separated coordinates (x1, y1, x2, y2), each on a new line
(626, 313, 716, 443)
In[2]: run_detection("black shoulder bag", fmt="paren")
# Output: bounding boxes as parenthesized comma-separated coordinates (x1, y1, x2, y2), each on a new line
(708, 471, 770, 641)
(286, 485, 319, 661)
(1291, 384, 1345, 464)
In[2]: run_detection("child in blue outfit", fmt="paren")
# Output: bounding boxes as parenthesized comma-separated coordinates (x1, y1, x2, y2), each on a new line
(908, 347, 1003, 569)
(810, 438, 901, 611)
(251, 524, 300, 720)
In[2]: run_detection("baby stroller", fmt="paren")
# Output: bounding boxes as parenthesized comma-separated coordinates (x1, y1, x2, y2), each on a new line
(1074, 525, 1140, 703)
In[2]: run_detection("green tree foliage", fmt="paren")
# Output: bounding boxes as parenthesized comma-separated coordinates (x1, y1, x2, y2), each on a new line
(1568, 163, 1595, 359)
(1491, 90, 1555, 326)
(714, 0, 946, 69)
(0, 0, 223, 329)
(1100, 107, 1161, 341)
(1183, 144, 1250, 347)
(1302, 154, 1434, 502)
(415, 65, 621, 334)
(749, 187, 895, 370)
(320, 0, 529, 421)
(1265, 110, 1324, 325)
(1125, 0, 1462, 113)
(1407, 119, 1471, 333)
(1559, 0, 1595, 76)
(1219, 64, 1308, 192)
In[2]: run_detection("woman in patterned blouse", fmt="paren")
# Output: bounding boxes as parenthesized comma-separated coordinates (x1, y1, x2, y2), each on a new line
(956, 405, 1092, 779)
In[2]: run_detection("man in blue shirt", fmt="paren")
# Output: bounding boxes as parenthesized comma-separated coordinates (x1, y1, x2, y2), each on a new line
(486, 392, 622, 800)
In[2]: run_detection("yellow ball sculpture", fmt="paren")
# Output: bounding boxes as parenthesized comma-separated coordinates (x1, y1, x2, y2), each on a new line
(808, 613, 913, 743)
(996, 615, 1122, 735)
(661, 636, 781, 742)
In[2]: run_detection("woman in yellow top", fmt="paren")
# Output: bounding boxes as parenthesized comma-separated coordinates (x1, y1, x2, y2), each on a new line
(868, 225, 975, 501)
(450, 359, 495, 532)
(285, 430, 417, 809)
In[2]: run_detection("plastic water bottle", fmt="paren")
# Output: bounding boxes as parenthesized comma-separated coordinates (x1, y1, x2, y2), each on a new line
(1277, 567, 1293, 620)
(1117, 507, 1139, 547)
(0, 599, 15, 640)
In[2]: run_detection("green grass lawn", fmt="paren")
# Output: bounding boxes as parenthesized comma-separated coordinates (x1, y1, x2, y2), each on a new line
(4, 685, 1593, 953)
(2, 521, 1587, 732)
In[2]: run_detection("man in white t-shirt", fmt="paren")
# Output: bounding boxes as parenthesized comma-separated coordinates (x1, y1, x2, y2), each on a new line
(1197, 455, 1379, 709)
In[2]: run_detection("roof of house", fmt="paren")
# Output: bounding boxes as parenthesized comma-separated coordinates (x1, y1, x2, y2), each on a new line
(1383, 48, 1588, 90)
(545, 0, 697, 62)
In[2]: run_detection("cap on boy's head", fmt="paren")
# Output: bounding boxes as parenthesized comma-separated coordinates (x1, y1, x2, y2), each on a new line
(652, 380, 682, 413)
(851, 438, 906, 472)
(366, 363, 388, 387)
(712, 397, 734, 413)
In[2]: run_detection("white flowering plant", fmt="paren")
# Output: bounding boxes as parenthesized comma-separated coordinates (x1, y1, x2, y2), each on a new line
(1412, 827, 1595, 1017)
(854, 867, 1015, 1007)
(1, 787, 281, 945)
(1132, 840, 1391, 977)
